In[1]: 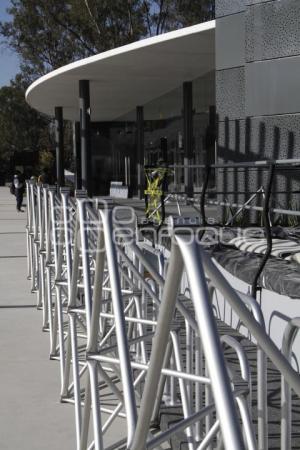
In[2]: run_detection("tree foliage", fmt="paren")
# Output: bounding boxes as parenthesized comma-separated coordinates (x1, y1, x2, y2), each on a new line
(1, 0, 146, 76)
(0, 0, 214, 79)
(145, 0, 214, 35)
(0, 75, 51, 172)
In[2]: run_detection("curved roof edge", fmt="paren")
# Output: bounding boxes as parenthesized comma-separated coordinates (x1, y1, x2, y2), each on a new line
(26, 20, 215, 121)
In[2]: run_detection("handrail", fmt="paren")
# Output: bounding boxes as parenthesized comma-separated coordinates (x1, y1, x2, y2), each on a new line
(168, 158, 300, 169)
(207, 199, 300, 217)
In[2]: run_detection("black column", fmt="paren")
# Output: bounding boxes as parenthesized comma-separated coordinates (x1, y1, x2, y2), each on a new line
(183, 82, 193, 197)
(160, 137, 168, 163)
(73, 121, 82, 189)
(79, 80, 92, 197)
(136, 106, 144, 199)
(55, 106, 65, 187)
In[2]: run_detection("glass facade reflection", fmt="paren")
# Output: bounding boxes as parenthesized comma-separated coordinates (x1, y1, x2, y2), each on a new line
(91, 71, 215, 196)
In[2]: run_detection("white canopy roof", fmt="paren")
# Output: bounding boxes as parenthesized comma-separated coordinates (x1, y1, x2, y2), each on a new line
(26, 20, 215, 122)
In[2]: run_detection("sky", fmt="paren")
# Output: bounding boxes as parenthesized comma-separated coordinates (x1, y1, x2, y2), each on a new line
(0, 0, 20, 87)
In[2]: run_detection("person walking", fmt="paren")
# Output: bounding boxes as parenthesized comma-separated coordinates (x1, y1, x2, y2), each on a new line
(12, 171, 25, 212)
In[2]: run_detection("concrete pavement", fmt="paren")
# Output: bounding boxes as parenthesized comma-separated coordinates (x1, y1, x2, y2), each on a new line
(0, 187, 75, 450)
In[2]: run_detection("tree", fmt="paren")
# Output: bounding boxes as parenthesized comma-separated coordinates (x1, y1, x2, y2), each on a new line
(0, 0, 214, 80)
(0, 74, 51, 174)
(143, 0, 215, 36)
(0, 0, 147, 78)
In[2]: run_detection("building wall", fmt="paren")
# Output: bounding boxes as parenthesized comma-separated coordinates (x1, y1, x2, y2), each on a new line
(216, 0, 300, 222)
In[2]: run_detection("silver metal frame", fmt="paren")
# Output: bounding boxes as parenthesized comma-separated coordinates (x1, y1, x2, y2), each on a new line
(25, 184, 300, 450)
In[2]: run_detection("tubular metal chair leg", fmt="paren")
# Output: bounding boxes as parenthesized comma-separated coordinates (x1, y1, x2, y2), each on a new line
(87, 360, 103, 450)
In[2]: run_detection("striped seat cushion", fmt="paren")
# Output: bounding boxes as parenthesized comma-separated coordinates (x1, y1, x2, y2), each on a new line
(228, 237, 300, 259)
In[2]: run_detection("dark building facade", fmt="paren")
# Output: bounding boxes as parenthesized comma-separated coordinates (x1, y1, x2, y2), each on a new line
(91, 71, 215, 196)
(216, 0, 300, 218)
